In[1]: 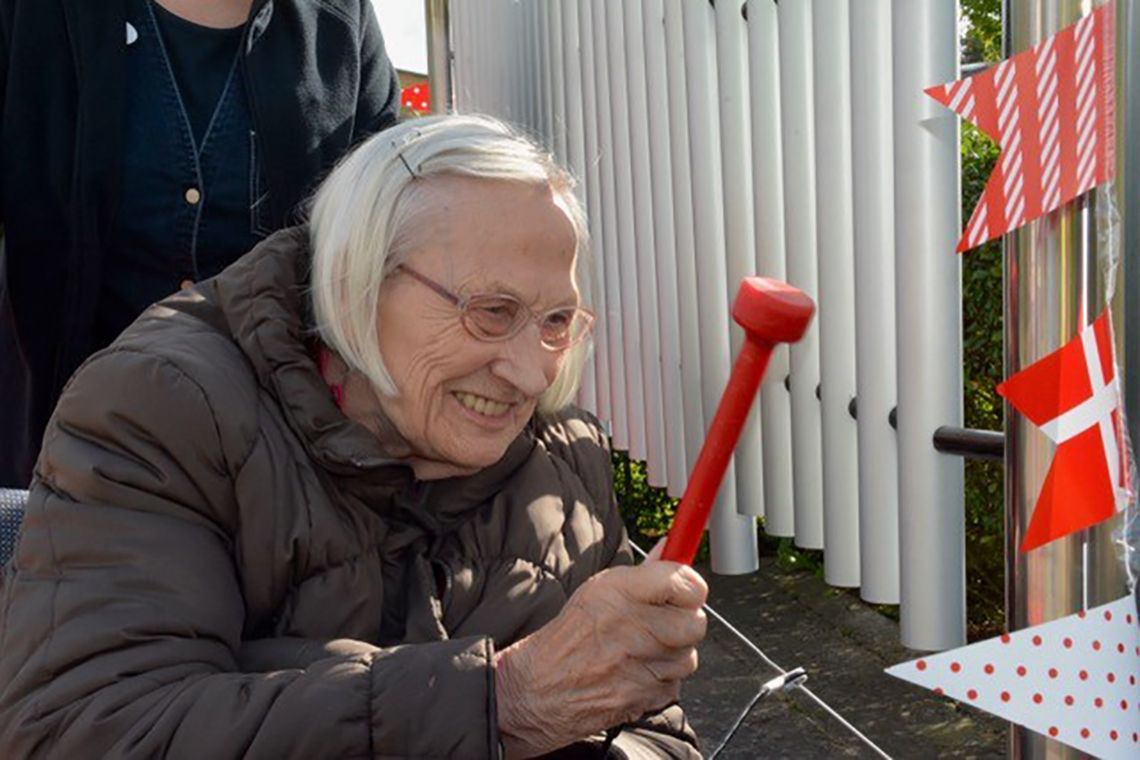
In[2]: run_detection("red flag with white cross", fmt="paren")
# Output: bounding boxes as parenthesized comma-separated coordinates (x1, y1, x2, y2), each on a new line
(926, 1, 1116, 252)
(996, 309, 1130, 552)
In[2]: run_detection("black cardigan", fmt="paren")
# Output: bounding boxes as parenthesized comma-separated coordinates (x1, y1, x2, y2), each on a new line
(0, 0, 400, 479)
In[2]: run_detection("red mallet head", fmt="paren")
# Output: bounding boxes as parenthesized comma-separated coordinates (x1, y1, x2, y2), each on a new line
(732, 277, 815, 345)
(661, 277, 814, 566)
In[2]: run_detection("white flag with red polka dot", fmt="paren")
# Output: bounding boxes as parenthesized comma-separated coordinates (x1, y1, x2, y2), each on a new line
(400, 83, 432, 114)
(887, 595, 1140, 757)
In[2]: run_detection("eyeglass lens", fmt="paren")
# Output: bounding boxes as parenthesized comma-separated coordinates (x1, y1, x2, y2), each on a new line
(463, 295, 585, 349)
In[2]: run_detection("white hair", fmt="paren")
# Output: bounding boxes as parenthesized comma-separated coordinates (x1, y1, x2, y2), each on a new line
(309, 114, 591, 414)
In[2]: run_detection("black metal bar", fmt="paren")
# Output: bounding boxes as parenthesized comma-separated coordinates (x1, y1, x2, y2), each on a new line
(775, 389, 999, 459)
(932, 425, 1005, 461)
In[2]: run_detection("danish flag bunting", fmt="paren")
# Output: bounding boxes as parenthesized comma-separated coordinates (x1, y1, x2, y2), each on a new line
(927, 1, 1116, 252)
(997, 310, 1130, 553)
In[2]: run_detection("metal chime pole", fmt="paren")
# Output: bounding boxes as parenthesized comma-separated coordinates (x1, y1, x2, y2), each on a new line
(425, 0, 453, 113)
(1004, 0, 1130, 757)
(892, 0, 965, 651)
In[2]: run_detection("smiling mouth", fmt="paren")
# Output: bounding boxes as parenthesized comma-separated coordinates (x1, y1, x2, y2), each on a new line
(453, 391, 513, 417)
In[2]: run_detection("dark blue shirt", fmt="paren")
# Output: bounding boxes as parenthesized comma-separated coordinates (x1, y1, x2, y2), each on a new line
(96, 0, 266, 348)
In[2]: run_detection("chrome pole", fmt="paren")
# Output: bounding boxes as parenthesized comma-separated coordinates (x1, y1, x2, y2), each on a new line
(1004, 0, 1129, 757)
(424, 0, 452, 113)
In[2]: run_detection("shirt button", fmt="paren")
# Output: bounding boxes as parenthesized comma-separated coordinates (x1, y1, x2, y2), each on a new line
(184, 187, 201, 205)
(179, 279, 195, 290)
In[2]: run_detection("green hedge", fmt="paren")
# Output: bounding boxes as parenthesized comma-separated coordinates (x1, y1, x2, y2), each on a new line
(960, 0, 1004, 639)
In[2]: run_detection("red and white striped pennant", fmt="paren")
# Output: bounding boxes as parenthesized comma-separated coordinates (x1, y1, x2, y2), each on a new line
(1037, 35, 1062, 211)
(927, 1, 1116, 253)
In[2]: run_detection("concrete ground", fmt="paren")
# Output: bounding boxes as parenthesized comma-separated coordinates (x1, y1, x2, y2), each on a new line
(680, 557, 1007, 759)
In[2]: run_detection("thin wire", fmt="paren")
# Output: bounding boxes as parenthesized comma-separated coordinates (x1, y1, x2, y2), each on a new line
(706, 685, 770, 759)
(700, 597, 785, 674)
(707, 668, 807, 759)
(794, 686, 892, 759)
(630, 540, 894, 759)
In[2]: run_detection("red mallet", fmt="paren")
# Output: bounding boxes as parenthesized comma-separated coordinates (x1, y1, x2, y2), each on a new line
(661, 278, 815, 565)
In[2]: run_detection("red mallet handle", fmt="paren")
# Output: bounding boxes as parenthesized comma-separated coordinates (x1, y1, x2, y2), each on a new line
(662, 278, 815, 565)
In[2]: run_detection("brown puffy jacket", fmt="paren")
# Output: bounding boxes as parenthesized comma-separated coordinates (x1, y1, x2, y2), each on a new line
(0, 229, 701, 758)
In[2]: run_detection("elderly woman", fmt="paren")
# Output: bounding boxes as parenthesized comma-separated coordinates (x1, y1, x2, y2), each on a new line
(0, 115, 707, 758)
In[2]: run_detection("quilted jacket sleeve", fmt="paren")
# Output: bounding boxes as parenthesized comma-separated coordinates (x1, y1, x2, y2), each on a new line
(0, 347, 499, 759)
(540, 409, 703, 759)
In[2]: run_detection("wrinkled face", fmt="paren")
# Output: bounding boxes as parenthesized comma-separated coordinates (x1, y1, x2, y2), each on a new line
(374, 176, 580, 475)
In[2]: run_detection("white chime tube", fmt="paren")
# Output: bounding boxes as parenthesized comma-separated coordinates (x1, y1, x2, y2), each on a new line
(574, 0, 612, 428)
(595, 0, 627, 446)
(715, 0, 764, 519)
(538, 2, 554, 148)
(603, 0, 652, 468)
(457, 0, 473, 107)
(589, 0, 630, 452)
(489, 0, 508, 117)
(476, 0, 493, 111)
(777, 0, 825, 550)
(557, 0, 596, 415)
(812, 0, 861, 587)
(746, 0, 796, 538)
(892, 0, 965, 651)
(619, 0, 669, 488)
(641, 0, 689, 496)
(681, 0, 758, 575)
(524, 1, 539, 133)
(508, 0, 525, 124)
(664, 0, 708, 479)
(548, 1, 567, 165)
(850, 0, 901, 606)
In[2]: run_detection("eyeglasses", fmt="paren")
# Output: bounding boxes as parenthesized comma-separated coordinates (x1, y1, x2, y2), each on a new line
(395, 264, 595, 351)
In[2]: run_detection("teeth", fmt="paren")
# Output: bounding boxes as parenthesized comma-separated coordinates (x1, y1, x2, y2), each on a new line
(455, 392, 511, 416)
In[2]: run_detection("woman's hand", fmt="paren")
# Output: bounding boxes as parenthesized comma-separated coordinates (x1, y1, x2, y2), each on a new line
(494, 553, 708, 758)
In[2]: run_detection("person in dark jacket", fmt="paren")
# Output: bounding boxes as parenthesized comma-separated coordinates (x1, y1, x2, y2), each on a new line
(0, 0, 400, 485)
(0, 115, 708, 758)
